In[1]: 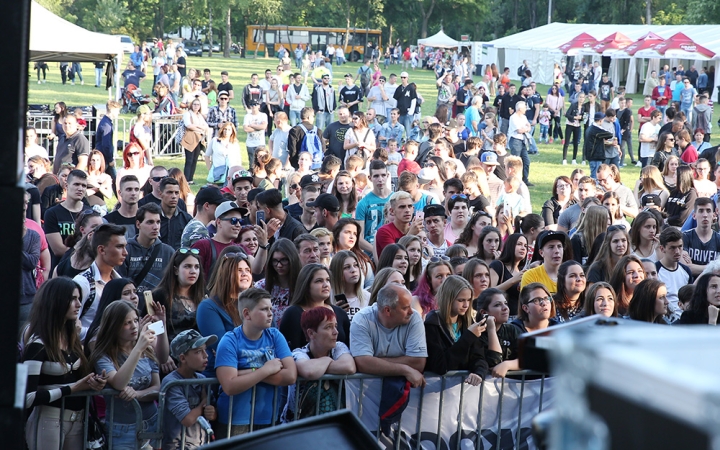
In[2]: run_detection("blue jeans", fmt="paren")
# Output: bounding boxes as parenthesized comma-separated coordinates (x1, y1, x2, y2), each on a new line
(106, 413, 157, 450)
(399, 114, 413, 136)
(540, 124, 549, 141)
(656, 105, 667, 118)
(508, 137, 530, 184)
(315, 111, 333, 129)
(528, 125, 539, 153)
(296, 57, 302, 69)
(681, 105, 692, 122)
(95, 68, 103, 87)
(605, 155, 620, 167)
(589, 160, 603, 179)
(289, 110, 302, 126)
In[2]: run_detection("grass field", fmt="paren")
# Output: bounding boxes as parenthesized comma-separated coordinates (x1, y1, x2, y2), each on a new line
(27, 57, 717, 213)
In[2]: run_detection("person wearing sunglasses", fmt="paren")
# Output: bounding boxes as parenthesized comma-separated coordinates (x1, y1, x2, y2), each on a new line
(510, 283, 558, 334)
(137, 165, 189, 213)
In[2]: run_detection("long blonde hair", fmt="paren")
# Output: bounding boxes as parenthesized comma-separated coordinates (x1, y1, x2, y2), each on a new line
(640, 165, 669, 195)
(575, 206, 609, 252)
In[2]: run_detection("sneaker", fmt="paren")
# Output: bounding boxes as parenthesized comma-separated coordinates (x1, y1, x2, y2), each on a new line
(81, 80, 84, 85)
(561, 139, 565, 145)
(549, 138, 554, 144)
(71, 81, 75, 85)
(582, 160, 587, 165)
(562, 159, 567, 165)
(37, 80, 41, 84)
(636, 161, 642, 167)
(572, 159, 577, 165)
(525, 181, 535, 187)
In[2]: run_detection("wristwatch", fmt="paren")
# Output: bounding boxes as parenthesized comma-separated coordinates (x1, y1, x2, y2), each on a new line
(258, 243, 268, 250)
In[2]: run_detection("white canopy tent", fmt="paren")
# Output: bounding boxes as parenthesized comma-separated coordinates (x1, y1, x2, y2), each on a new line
(30, 1, 123, 97)
(484, 23, 720, 96)
(418, 30, 461, 49)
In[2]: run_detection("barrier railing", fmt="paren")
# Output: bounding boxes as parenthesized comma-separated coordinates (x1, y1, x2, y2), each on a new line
(37, 370, 549, 449)
(25, 114, 129, 162)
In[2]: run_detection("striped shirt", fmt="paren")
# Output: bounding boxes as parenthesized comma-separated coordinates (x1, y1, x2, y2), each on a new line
(22, 339, 84, 411)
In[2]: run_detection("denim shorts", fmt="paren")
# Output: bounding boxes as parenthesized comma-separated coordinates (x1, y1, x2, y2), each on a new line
(106, 412, 158, 450)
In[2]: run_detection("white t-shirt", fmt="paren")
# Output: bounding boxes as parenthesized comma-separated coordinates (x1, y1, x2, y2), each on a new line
(508, 113, 530, 140)
(384, 83, 398, 109)
(25, 144, 48, 161)
(368, 85, 387, 117)
(181, 91, 209, 116)
(207, 138, 242, 169)
(639, 122, 660, 159)
(243, 112, 267, 147)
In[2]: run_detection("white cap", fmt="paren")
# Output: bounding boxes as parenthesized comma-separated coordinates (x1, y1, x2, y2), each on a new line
(400, 71, 409, 78)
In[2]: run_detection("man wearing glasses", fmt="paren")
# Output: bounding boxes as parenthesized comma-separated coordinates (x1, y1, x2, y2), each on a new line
(138, 166, 188, 212)
(393, 71, 417, 135)
(312, 74, 336, 129)
(206, 90, 238, 136)
(191, 201, 248, 276)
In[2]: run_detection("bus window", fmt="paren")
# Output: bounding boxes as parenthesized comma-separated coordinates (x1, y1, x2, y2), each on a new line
(312, 34, 327, 48)
(290, 30, 308, 45)
(265, 31, 276, 45)
(327, 33, 338, 46)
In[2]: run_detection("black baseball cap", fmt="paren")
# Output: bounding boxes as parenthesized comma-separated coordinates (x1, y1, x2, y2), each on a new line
(300, 173, 322, 188)
(195, 186, 225, 207)
(538, 230, 568, 249)
(423, 203, 446, 219)
(307, 193, 340, 212)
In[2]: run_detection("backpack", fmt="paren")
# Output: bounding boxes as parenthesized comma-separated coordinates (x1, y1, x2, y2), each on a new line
(359, 66, 371, 88)
(695, 108, 710, 133)
(299, 124, 323, 170)
(517, 65, 524, 77)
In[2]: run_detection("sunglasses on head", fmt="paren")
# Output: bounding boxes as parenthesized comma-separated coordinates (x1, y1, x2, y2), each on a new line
(224, 251, 249, 261)
(607, 224, 627, 232)
(178, 248, 200, 255)
(430, 255, 450, 262)
(450, 194, 468, 200)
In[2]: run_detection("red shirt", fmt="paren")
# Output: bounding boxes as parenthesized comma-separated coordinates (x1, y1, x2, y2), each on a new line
(651, 86, 671, 106)
(637, 106, 656, 122)
(681, 144, 698, 164)
(191, 238, 235, 277)
(398, 158, 421, 175)
(375, 222, 407, 257)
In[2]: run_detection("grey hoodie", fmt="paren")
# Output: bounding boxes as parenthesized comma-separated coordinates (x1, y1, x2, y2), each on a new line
(118, 237, 175, 292)
(692, 103, 713, 133)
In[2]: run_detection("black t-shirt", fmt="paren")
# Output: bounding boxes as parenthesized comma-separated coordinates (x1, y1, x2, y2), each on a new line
(43, 202, 88, 263)
(53, 132, 90, 173)
(489, 260, 520, 315)
(469, 194, 490, 214)
(322, 121, 352, 161)
(201, 78, 214, 90)
(138, 193, 188, 212)
(682, 229, 720, 266)
(499, 93, 514, 119)
(598, 80, 613, 101)
(105, 210, 138, 239)
(176, 56, 187, 78)
(218, 81, 233, 94)
(26, 185, 40, 220)
(617, 108, 632, 132)
(393, 84, 417, 115)
(339, 85, 363, 113)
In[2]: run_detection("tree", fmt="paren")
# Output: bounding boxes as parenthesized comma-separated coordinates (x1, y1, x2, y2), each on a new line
(418, 0, 438, 38)
(94, 0, 129, 33)
(238, 0, 282, 57)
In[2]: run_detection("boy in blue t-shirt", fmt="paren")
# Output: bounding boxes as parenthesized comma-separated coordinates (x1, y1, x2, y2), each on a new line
(215, 287, 296, 437)
(161, 330, 218, 450)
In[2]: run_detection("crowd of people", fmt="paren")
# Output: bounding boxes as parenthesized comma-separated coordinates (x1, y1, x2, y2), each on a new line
(20, 48, 720, 450)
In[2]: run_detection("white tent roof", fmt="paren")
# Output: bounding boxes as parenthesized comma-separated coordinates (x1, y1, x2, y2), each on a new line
(418, 30, 461, 49)
(487, 23, 720, 59)
(29, 1, 122, 62)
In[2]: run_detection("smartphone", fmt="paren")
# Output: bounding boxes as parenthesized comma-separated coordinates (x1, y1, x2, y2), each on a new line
(334, 294, 348, 305)
(256, 210, 265, 225)
(144, 291, 155, 316)
(148, 320, 165, 336)
(503, 202, 511, 218)
(416, 211, 425, 221)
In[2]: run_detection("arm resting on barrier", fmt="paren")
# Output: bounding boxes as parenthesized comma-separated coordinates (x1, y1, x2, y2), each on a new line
(327, 353, 356, 375)
(354, 355, 426, 376)
(261, 356, 298, 386)
(217, 355, 297, 396)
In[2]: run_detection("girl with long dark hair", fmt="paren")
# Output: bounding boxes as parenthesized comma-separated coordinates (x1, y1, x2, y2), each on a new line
(609, 255, 645, 316)
(677, 273, 720, 325)
(553, 260, 586, 322)
(587, 225, 631, 284)
(255, 238, 301, 326)
(628, 279, 668, 324)
(488, 233, 528, 314)
(398, 235, 424, 291)
(330, 170, 359, 218)
(476, 288, 521, 378)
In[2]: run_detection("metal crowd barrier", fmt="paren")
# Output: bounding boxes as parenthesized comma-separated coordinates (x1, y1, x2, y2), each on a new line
(25, 114, 129, 162)
(127, 114, 185, 157)
(152, 370, 548, 450)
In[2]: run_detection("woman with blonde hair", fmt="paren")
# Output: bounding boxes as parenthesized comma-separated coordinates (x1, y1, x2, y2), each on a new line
(181, 97, 209, 183)
(310, 227, 334, 266)
(634, 165, 669, 207)
(661, 154, 680, 191)
(570, 205, 609, 266)
(424, 275, 489, 384)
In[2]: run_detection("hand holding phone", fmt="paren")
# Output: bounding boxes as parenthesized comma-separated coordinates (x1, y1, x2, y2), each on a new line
(256, 210, 266, 225)
(144, 291, 155, 316)
(335, 294, 350, 312)
(148, 320, 165, 336)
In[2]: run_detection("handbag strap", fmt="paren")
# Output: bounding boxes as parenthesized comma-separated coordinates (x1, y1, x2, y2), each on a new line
(134, 243, 162, 288)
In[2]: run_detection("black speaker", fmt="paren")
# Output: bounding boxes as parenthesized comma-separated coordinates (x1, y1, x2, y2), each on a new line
(200, 410, 381, 450)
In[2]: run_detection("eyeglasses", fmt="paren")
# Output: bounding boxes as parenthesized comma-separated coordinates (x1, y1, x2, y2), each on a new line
(219, 217, 243, 226)
(556, 183, 571, 189)
(430, 255, 450, 262)
(178, 248, 200, 255)
(526, 296, 553, 306)
(271, 257, 290, 267)
(607, 224, 627, 232)
(666, 138, 675, 141)
(151, 176, 168, 182)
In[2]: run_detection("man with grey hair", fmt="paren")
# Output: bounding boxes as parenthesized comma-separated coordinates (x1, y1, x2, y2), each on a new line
(350, 284, 427, 387)
(465, 95, 484, 137)
(507, 100, 533, 186)
(294, 233, 320, 265)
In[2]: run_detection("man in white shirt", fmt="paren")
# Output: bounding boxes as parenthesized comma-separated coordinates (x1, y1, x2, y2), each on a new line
(384, 74, 399, 110)
(639, 110, 662, 167)
(507, 101, 533, 186)
(243, 101, 268, 169)
(181, 78, 209, 116)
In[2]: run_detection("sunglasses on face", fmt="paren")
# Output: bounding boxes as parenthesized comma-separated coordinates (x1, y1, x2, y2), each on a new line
(178, 248, 200, 255)
(219, 217, 243, 226)
(424, 162, 436, 167)
(151, 176, 167, 182)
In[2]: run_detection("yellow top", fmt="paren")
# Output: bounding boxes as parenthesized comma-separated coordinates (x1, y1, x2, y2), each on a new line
(520, 265, 557, 294)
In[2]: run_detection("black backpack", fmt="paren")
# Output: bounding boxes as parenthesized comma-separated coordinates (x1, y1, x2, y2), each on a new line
(517, 65, 524, 77)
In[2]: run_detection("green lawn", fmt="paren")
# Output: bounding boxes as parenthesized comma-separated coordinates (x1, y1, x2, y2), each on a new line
(27, 57, 716, 213)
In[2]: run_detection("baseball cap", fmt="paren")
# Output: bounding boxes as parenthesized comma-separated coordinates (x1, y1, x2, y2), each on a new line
(215, 200, 246, 219)
(400, 71, 409, 78)
(249, 100, 260, 107)
(218, 90, 230, 98)
(300, 173, 322, 188)
(195, 186, 225, 207)
(641, 194, 662, 208)
(538, 230, 567, 249)
(446, 119, 459, 129)
(307, 193, 340, 212)
(137, 105, 151, 115)
(170, 329, 218, 359)
(344, 73, 353, 78)
(594, 112, 605, 121)
(481, 152, 499, 165)
(423, 203, 446, 219)
(417, 168, 434, 184)
(231, 169, 254, 185)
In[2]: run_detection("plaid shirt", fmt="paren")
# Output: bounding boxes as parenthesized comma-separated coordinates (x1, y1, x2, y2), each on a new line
(206, 105, 238, 133)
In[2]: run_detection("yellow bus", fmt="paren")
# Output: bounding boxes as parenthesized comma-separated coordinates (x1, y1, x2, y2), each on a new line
(245, 25, 382, 61)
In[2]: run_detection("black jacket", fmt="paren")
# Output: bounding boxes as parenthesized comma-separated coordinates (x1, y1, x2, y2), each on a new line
(583, 123, 614, 162)
(423, 310, 489, 377)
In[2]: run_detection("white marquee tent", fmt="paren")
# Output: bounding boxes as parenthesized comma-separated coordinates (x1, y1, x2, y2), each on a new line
(418, 30, 461, 49)
(484, 23, 720, 95)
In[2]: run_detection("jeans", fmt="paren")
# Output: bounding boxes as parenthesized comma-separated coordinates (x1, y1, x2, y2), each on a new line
(296, 57, 302, 69)
(508, 137, 530, 183)
(289, 109, 302, 126)
(527, 129, 538, 154)
(246, 146, 260, 169)
(25, 406, 85, 450)
(399, 114, 413, 136)
(562, 125, 581, 161)
(589, 160, 602, 179)
(620, 130, 634, 164)
(95, 68, 103, 87)
(681, 106, 692, 123)
(500, 118, 509, 135)
(540, 124, 549, 141)
(656, 105, 667, 118)
(604, 155, 620, 167)
(106, 413, 158, 450)
(315, 111, 333, 129)
(184, 146, 201, 182)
